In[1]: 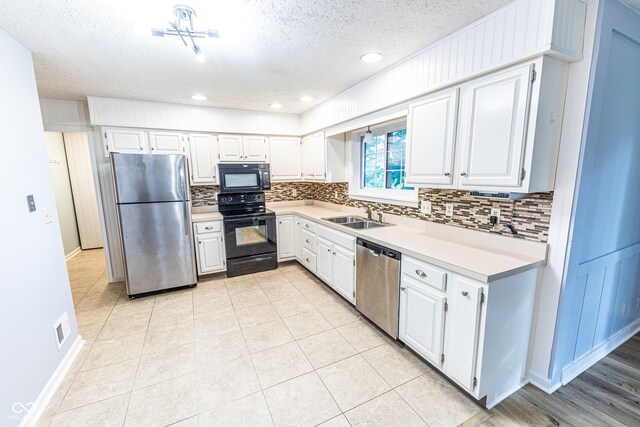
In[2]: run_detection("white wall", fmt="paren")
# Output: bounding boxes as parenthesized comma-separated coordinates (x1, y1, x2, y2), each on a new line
(0, 29, 78, 425)
(45, 132, 80, 256)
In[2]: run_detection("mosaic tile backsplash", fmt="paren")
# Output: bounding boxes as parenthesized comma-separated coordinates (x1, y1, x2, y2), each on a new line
(191, 182, 553, 242)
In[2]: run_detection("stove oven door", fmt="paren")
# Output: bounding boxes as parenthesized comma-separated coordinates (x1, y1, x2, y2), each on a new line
(223, 214, 277, 260)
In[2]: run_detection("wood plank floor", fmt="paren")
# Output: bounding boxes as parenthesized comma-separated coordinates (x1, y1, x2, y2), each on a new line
(464, 334, 640, 426)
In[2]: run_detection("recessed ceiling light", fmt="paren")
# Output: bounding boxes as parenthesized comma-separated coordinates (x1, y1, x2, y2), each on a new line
(360, 52, 383, 63)
(191, 94, 207, 101)
(300, 96, 314, 103)
(270, 103, 282, 109)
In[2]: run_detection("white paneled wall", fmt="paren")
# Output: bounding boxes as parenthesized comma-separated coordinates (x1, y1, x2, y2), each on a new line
(87, 97, 302, 136)
(301, 0, 587, 134)
(63, 132, 103, 250)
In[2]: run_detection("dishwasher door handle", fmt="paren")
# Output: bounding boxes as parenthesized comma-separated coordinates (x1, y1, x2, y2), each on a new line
(369, 249, 380, 257)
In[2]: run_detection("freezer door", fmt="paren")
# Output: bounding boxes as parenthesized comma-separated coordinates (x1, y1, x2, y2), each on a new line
(111, 152, 188, 203)
(118, 201, 196, 295)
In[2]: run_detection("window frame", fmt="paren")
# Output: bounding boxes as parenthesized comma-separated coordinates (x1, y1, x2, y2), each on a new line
(348, 121, 419, 207)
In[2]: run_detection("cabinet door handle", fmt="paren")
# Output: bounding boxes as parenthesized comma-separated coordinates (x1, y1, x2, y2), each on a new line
(415, 269, 427, 278)
(460, 172, 467, 176)
(305, 224, 310, 228)
(462, 291, 469, 296)
(400, 286, 406, 291)
(204, 226, 214, 230)
(444, 172, 450, 176)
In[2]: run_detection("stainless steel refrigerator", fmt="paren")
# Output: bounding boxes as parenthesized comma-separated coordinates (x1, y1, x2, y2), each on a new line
(111, 152, 197, 297)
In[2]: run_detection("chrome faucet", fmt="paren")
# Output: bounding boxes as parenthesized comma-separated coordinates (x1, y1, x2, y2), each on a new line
(365, 207, 372, 220)
(377, 212, 383, 223)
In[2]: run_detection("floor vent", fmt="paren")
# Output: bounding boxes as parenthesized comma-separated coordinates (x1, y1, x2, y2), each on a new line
(53, 312, 71, 350)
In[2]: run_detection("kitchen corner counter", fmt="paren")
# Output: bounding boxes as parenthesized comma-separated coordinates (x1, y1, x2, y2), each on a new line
(268, 204, 546, 283)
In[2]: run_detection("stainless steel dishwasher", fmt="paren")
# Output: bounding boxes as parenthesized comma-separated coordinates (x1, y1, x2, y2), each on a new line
(355, 238, 402, 338)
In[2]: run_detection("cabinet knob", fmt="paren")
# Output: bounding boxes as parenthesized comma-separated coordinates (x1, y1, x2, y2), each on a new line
(462, 291, 469, 296)
(198, 241, 202, 244)
(306, 258, 310, 262)
(305, 224, 310, 228)
(306, 239, 310, 243)
(400, 286, 406, 291)
(332, 252, 336, 255)
(444, 172, 450, 176)
(415, 269, 427, 278)
(460, 172, 467, 176)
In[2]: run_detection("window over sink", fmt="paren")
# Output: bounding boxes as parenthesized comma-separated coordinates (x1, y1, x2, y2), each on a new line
(349, 119, 419, 207)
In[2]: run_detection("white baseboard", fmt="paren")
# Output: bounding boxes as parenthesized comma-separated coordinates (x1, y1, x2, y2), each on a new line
(529, 371, 562, 393)
(561, 319, 640, 385)
(64, 247, 82, 261)
(20, 336, 85, 427)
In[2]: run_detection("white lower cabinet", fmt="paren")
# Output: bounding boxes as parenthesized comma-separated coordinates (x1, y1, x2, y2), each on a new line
(444, 274, 483, 391)
(193, 221, 226, 275)
(331, 245, 355, 302)
(316, 236, 333, 284)
(276, 215, 295, 261)
(294, 217, 302, 261)
(399, 275, 446, 366)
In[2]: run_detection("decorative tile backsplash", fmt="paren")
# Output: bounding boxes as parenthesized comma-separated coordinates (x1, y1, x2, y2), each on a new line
(191, 182, 553, 242)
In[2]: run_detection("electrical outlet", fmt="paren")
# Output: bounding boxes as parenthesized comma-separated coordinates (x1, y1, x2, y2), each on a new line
(421, 200, 432, 215)
(44, 208, 53, 224)
(293, 189, 297, 197)
(491, 208, 501, 223)
(445, 203, 454, 217)
(334, 191, 338, 199)
(621, 301, 627, 315)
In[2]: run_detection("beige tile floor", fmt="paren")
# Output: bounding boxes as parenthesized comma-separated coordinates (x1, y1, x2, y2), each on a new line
(39, 249, 484, 426)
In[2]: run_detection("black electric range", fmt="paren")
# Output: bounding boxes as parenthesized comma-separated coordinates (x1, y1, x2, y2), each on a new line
(218, 192, 277, 277)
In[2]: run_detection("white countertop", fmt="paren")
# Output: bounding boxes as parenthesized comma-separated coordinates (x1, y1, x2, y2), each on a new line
(191, 207, 223, 223)
(267, 204, 546, 283)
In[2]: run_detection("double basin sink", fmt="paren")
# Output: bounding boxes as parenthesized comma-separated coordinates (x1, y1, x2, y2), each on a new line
(321, 215, 392, 230)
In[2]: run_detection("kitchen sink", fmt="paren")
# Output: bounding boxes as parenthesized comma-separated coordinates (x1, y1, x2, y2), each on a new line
(322, 215, 366, 224)
(341, 220, 387, 229)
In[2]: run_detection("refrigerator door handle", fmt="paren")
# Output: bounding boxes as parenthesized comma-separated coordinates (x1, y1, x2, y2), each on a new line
(183, 202, 189, 236)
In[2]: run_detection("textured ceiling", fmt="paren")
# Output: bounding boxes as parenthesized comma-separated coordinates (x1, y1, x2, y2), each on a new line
(0, 0, 513, 114)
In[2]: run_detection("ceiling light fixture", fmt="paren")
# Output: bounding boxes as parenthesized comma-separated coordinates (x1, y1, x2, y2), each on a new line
(270, 103, 283, 109)
(151, 5, 219, 62)
(360, 52, 383, 63)
(191, 94, 207, 101)
(364, 126, 374, 143)
(300, 96, 314, 103)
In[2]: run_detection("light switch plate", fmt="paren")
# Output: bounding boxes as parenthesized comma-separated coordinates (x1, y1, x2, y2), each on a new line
(421, 200, 432, 215)
(27, 194, 36, 212)
(445, 203, 454, 217)
(44, 208, 53, 224)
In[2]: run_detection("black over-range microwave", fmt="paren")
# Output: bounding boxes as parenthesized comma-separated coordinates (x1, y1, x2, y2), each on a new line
(218, 163, 271, 193)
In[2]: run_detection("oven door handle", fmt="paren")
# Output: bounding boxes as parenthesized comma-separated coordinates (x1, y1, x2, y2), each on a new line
(223, 215, 275, 224)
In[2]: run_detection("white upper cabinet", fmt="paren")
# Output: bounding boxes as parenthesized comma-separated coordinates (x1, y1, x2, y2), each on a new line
(301, 133, 325, 180)
(149, 131, 185, 155)
(406, 88, 459, 186)
(218, 134, 268, 162)
(243, 136, 269, 162)
(188, 134, 218, 185)
(457, 64, 532, 189)
(269, 137, 301, 180)
(104, 128, 147, 155)
(218, 134, 244, 161)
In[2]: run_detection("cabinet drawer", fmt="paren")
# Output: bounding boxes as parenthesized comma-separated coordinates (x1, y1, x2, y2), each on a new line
(300, 218, 317, 233)
(317, 225, 356, 251)
(195, 221, 222, 235)
(402, 255, 448, 292)
(301, 229, 316, 252)
(300, 247, 317, 273)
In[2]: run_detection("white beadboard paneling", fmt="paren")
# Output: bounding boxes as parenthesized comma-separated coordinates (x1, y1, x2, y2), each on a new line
(301, 0, 586, 135)
(63, 132, 103, 249)
(40, 99, 90, 130)
(87, 96, 301, 136)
